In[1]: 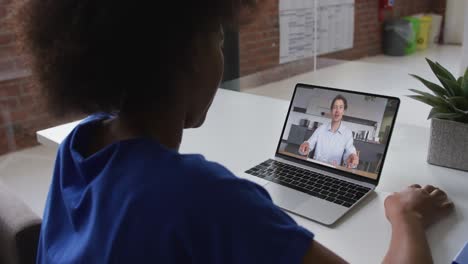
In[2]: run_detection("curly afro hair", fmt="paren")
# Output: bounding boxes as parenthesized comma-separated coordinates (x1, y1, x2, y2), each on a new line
(13, 0, 258, 116)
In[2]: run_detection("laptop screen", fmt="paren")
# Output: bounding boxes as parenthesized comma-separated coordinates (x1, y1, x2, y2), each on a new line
(276, 84, 399, 182)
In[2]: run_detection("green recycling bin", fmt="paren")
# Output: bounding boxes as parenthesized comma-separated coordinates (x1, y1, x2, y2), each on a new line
(403, 16, 420, 55)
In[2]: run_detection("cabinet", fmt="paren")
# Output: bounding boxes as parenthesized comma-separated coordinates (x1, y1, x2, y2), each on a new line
(287, 125, 307, 145)
(287, 124, 316, 145)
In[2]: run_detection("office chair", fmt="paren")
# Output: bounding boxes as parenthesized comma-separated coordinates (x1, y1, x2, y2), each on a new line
(0, 183, 41, 264)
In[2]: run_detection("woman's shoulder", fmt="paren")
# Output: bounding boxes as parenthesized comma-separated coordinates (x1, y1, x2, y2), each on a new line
(127, 147, 247, 191)
(132, 152, 267, 215)
(174, 154, 242, 184)
(174, 156, 272, 214)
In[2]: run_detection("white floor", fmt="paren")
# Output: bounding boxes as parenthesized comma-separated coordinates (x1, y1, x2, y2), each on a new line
(360, 44, 462, 74)
(245, 45, 463, 101)
(0, 45, 463, 217)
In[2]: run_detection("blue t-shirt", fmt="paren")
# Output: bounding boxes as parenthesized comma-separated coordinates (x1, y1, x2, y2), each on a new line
(37, 114, 314, 263)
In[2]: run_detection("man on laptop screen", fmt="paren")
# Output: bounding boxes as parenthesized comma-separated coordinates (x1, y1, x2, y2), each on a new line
(298, 94, 359, 169)
(277, 86, 394, 180)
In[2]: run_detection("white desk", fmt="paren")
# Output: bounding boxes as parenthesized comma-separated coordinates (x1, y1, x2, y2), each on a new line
(37, 88, 468, 263)
(245, 60, 438, 128)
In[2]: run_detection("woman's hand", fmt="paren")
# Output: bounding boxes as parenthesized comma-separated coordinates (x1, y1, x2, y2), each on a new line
(384, 184, 454, 228)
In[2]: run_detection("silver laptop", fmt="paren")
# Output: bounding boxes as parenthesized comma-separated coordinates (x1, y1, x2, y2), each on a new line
(240, 83, 400, 226)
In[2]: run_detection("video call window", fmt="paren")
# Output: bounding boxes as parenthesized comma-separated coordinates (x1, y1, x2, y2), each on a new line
(278, 86, 399, 180)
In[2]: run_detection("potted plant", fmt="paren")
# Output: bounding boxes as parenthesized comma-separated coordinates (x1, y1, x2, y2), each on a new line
(409, 58, 468, 171)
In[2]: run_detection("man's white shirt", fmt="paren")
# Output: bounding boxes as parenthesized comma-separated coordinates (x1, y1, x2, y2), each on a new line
(304, 122, 356, 166)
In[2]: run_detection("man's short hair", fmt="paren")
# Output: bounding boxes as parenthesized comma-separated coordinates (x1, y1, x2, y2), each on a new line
(330, 95, 348, 110)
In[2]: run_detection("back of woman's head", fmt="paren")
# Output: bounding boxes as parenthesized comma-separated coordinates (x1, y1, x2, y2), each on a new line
(14, 0, 257, 116)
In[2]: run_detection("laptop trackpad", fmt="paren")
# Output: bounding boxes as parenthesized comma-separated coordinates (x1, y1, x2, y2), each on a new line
(264, 182, 348, 225)
(264, 182, 309, 211)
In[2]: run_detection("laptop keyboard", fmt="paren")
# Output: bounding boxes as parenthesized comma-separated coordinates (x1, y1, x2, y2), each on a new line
(245, 159, 371, 208)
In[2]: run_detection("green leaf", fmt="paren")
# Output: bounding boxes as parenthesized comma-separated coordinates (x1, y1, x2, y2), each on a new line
(409, 74, 448, 97)
(447, 96, 468, 111)
(462, 67, 468, 98)
(436, 61, 457, 80)
(453, 108, 468, 115)
(428, 110, 465, 121)
(438, 75, 462, 96)
(407, 94, 451, 109)
(426, 59, 457, 92)
(408, 89, 451, 105)
(451, 106, 468, 115)
(426, 58, 456, 81)
(427, 107, 451, 119)
(408, 89, 439, 99)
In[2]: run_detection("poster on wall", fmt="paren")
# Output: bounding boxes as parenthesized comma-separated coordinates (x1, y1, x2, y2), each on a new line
(279, 0, 355, 64)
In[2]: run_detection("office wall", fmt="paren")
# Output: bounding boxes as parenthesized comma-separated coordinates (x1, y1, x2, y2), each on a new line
(0, 1, 38, 155)
(239, 0, 446, 77)
(282, 87, 388, 141)
(460, 1, 468, 75)
(443, 0, 465, 44)
(0, 1, 75, 155)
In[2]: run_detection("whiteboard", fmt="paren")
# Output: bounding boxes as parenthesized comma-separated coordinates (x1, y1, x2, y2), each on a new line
(279, 0, 355, 64)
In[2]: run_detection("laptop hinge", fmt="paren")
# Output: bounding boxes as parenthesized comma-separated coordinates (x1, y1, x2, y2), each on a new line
(273, 156, 376, 189)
